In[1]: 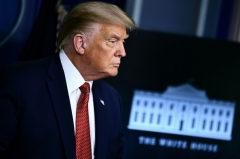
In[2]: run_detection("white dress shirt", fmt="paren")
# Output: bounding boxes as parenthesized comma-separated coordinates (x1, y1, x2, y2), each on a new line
(59, 50, 95, 158)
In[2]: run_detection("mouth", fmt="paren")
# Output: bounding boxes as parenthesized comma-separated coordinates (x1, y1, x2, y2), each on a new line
(112, 63, 120, 67)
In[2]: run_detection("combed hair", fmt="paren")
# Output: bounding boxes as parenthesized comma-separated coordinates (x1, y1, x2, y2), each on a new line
(57, 1, 136, 49)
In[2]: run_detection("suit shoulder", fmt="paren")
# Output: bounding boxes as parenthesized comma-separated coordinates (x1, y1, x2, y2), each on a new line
(93, 80, 118, 94)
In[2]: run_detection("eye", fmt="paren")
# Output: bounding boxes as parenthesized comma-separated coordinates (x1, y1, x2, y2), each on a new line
(109, 40, 116, 44)
(109, 39, 117, 44)
(106, 39, 117, 47)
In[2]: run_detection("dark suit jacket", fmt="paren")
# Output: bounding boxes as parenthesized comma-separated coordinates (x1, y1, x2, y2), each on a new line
(0, 53, 125, 159)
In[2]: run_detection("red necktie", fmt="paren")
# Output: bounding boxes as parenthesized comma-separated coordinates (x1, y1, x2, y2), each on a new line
(76, 82, 92, 159)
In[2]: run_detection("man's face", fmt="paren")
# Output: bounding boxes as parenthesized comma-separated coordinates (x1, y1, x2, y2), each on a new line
(83, 24, 128, 79)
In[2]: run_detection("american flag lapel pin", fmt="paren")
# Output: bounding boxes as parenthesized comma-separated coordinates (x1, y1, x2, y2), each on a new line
(99, 98, 105, 106)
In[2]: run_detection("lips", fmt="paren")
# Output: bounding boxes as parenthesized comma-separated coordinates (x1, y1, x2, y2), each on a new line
(114, 63, 120, 66)
(111, 62, 120, 67)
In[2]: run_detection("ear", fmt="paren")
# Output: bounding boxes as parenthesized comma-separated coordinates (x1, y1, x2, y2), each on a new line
(73, 34, 86, 54)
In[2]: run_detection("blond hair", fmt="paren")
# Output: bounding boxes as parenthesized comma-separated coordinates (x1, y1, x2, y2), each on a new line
(57, 1, 136, 49)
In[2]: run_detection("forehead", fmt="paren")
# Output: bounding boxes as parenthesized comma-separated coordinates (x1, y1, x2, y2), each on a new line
(98, 24, 128, 39)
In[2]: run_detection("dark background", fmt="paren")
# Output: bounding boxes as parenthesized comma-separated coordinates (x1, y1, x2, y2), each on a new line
(105, 29, 240, 158)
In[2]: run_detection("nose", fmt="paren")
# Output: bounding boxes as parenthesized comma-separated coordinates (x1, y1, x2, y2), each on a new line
(116, 41, 126, 57)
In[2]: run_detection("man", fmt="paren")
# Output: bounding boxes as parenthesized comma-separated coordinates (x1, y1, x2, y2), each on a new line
(0, 1, 136, 159)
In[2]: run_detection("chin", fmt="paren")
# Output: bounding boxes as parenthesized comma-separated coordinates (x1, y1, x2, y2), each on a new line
(108, 70, 118, 77)
(108, 73, 118, 77)
(99, 69, 118, 79)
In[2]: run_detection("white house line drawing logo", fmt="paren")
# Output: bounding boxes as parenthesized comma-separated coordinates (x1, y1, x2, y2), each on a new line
(128, 84, 235, 141)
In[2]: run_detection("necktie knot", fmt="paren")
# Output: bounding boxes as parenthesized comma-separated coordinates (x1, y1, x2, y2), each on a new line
(80, 82, 90, 94)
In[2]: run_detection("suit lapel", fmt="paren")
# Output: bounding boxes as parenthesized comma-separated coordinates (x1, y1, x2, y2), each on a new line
(47, 54, 75, 159)
(92, 82, 110, 159)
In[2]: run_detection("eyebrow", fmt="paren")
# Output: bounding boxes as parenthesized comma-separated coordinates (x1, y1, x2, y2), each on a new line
(108, 33, 129, 40)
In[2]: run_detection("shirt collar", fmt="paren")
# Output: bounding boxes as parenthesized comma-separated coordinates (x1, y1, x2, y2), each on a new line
(59, 49, 93, 94)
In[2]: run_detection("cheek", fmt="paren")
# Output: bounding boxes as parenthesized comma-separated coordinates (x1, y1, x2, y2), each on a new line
(95, 54, 111, 68)
(95, 54, 116, 72)
(88, 51, 109, 70)
(87, 41, 116, 69)
(93, 47, 114, 64)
